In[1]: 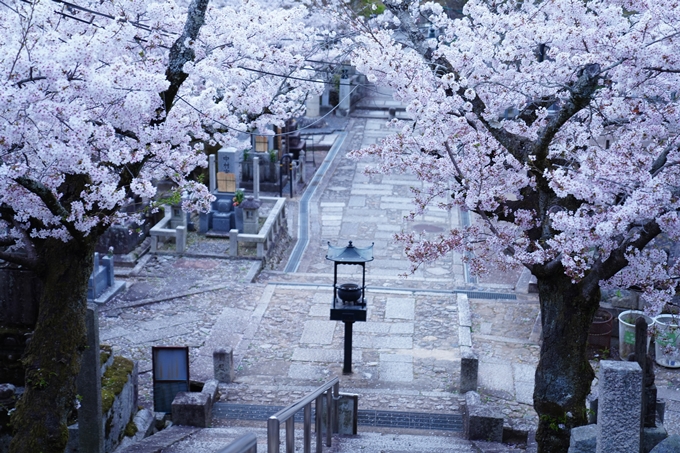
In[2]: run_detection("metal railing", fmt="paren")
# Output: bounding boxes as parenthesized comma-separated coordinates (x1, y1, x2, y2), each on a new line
(218, 433, 258, 453)
(267, 377, 339, 453)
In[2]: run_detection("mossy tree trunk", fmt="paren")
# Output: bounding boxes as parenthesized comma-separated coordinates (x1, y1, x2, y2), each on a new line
(533, 271, 600, 453)
(9, 237, 96, 453)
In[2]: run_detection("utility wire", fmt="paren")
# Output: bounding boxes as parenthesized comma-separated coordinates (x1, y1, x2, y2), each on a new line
(177, 83, 360, 138)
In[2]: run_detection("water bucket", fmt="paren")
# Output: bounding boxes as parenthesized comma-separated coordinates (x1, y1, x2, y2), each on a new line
(588, 309, 613, 351)
(654, 314, 680, 368)
(618, 310, 653, 359)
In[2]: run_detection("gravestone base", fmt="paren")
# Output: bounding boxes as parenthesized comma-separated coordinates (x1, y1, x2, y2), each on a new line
(643, 423, 668, 453)
(568, 424, 596, 453)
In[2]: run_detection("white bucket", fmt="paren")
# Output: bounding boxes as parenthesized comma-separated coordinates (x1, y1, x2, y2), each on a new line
(654, 314, 680, 368)
(618, 310, 653, 359)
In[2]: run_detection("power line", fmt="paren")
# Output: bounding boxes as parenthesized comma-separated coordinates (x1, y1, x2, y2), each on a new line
(176, 83, 360, 138)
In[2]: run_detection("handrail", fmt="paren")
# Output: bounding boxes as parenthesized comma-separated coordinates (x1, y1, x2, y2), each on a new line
(267, 377, 340, 453)
(217, 433, 257, 453)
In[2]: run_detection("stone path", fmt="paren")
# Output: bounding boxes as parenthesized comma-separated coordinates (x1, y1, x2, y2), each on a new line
(97, 85, 680, 453)
(97, 87, 541, 446)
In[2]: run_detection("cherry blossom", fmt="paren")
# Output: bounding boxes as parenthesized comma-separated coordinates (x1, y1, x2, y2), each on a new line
(342, 1, 680, 451)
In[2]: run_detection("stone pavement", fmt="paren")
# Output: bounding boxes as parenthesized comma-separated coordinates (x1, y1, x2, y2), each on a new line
(99, 85, 680, 451)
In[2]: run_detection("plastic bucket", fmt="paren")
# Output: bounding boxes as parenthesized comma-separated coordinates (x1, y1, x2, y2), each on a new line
(588, 309, 613, 351)
(654, 314, 680, 368)
(618, 310, 653, 359)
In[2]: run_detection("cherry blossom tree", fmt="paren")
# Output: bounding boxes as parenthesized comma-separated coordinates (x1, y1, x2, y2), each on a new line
(347, 1, 680, 451)
(0, 0, 320, 450)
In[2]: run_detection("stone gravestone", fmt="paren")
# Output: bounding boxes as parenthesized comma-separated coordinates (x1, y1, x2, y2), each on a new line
(217, 147, 241, 189)
(213, 348, 235, 383)
(596, 361, 642, 453)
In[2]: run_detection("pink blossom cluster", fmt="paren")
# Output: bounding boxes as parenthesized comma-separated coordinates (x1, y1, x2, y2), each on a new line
(346, 0, 680, 312)
(0, 0, 320, 249)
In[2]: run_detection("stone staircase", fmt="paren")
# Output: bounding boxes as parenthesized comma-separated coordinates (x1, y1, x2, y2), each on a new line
(115, 411, 526, 453)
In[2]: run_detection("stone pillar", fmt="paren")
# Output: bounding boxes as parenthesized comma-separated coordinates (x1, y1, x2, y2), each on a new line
(209, 154, 216, 192)
(253, 156, 260, 200)
(213, 348, 235, 383)
(596, 360, 642, 453)
(229, 229, 238, 256)
(102, 255, 114, 287)
(299, 151, 306, 184)
(338, 76, 351, 116)
(321, 89, 331, 110)
(305, 94, 320, 117)
(176, 226, 186, 254)
(77, 304, 104, 453)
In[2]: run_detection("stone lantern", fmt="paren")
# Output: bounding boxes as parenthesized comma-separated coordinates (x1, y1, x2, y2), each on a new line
(240, 197, 261, 234)
(326, 241, 374, 374)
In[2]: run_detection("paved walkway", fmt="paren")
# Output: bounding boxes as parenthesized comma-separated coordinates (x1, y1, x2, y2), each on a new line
(100, 86, 680, 451)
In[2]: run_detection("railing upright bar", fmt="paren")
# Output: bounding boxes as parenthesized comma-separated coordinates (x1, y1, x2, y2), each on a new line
(266, 377, 340, 453)
(326, 388, 333, 446)
(304, 402, 312, 453)
(315, 394, 323, 453)
(268, 417, 280, 453)
(285, 417, 295, 453)
(333, 382, 340, 434)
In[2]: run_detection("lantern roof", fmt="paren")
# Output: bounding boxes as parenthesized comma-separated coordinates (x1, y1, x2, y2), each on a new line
(326, 241, 374, 263)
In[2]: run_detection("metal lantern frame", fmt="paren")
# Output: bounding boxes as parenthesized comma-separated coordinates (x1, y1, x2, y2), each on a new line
(326, 241, 374, 373)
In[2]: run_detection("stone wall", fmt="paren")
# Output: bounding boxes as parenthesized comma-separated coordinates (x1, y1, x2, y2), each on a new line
(65, 355, 139, 453)
(103, 357, 138, 453)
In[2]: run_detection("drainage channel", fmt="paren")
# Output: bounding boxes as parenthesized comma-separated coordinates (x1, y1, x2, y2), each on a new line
(213, 403, 462, 431)
(268, 281, 517, 300)
(284, 132, 348, 273)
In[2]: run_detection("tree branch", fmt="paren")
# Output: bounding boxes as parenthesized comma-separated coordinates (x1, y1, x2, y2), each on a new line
(382, 1, 530, 162)
(14, 176, 80, 240)
(158, 0, 210, 118)
(582, 219, 662, 296)
(0, 249, 38, 268)
(533, 64, 602, 165)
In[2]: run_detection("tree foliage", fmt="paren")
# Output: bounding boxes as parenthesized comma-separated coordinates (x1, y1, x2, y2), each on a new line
(343, 1, 680, 451)
(0, 0, 321, 450)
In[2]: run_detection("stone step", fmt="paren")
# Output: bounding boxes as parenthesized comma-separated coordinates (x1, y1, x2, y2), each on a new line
(115, 424, 528, 453)
(213, 403, 463, 432)
(114, 425, 486, 453)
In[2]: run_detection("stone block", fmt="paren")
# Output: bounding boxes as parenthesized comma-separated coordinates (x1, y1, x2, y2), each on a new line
(568, 424, 597, 453)
(650, 434, 680, 453)
(201, 379, 219, 404)
(213, 348, 235, 383)
(0, 383, 15, 399)
(587, 392, 598, 424)
(460, 350, 478, 393)
(463, 391, 503, 443)
(596, 360, 642, 453)
(320, 393, 358, 435)
(171, 392, 212, 428)
(212, 214, 232, 232)
(657, 400, 666, 424)
(133, 408, 156, 440)
(643, 424, 668, 453)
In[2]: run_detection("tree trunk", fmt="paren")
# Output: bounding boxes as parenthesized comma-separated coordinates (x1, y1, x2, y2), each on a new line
(9, 238, 95, 453)
(534, 272, 600, 453)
